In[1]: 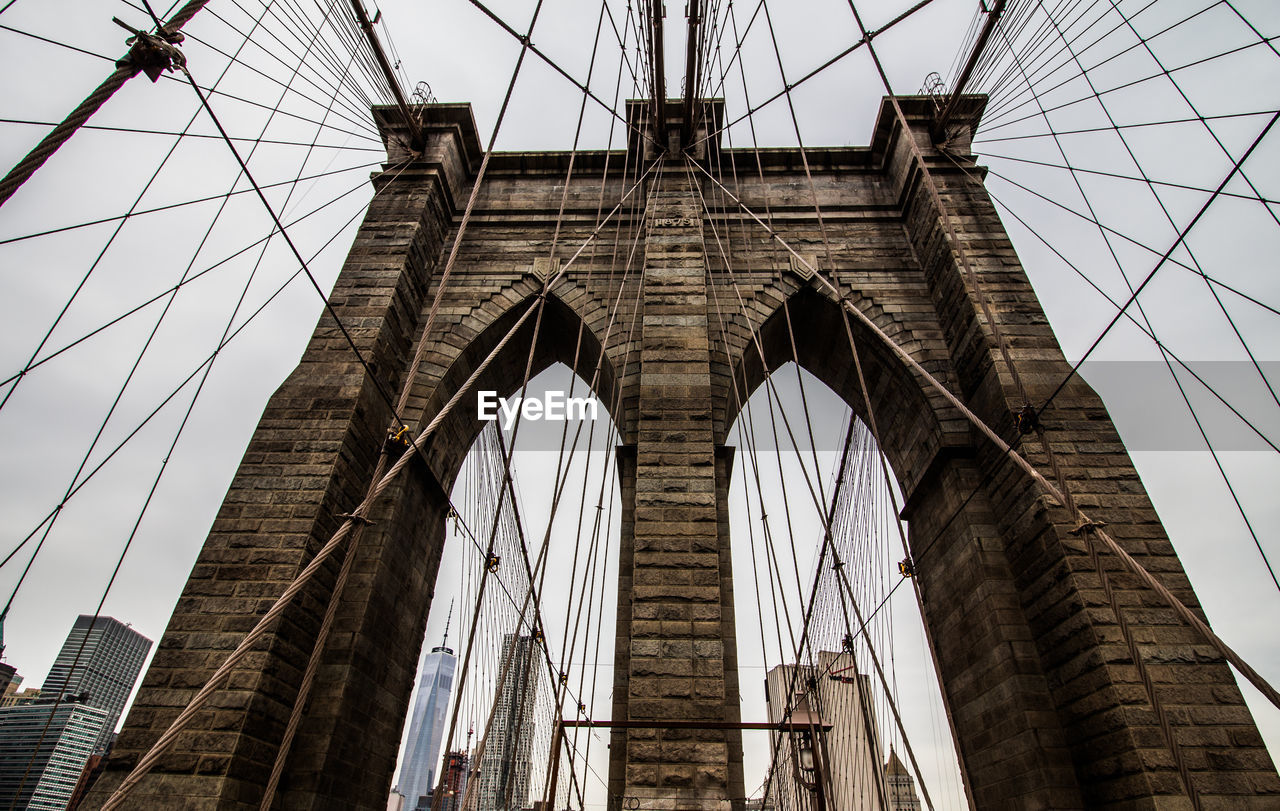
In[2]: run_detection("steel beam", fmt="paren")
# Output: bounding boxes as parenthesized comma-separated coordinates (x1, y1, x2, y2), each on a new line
(350, 0, 424, 149)
(681, 0, 703, 148)
(647, 0, 668, 147)
(933, 0, 1006, 140)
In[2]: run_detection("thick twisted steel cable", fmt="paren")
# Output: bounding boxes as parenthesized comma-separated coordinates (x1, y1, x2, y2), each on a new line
(686, 156, 1280, 713)
(0, 0, 212, 208)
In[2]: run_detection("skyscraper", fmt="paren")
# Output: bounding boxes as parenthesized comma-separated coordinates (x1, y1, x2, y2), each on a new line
(41, 615, 152, 755)
(396, 616, 458, 811)
(765, 651, 889, 811)
(0, 697, 108, 809)
(475, 633, 540, 811)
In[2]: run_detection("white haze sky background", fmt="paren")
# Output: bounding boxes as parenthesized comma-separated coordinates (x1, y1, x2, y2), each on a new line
(0, 0, 1277, 806)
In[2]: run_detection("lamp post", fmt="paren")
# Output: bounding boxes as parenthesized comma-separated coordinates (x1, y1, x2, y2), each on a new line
(791, 725, 828, 811)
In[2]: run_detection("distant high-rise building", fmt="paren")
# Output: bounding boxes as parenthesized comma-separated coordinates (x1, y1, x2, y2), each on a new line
(0, 697, 108, 810)
(0, 682, 42, 708)
(396, 611, 458, 811)
(437, 749, 470, 811)
(41, 616, 152, 755)
(765, 651, 889, 811)
(475, 633, 540, 811)
(745, 795, 776, 811)
(883, 749, 922, 811)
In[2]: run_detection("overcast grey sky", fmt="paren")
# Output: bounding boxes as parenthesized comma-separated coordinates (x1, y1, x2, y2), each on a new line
(1, 0, 1278, 806)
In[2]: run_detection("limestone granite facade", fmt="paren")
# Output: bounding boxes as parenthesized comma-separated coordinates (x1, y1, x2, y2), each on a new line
(85, 97, 1278, 809)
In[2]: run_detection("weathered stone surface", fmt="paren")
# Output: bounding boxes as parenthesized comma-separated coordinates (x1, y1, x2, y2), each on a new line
(85, 98, 1278, 811)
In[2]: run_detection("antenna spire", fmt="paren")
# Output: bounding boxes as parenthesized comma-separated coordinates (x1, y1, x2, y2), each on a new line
(441, 599, 454, 649)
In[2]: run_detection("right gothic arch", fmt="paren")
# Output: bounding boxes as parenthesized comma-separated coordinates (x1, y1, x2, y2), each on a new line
(709, 166, 1279, 804)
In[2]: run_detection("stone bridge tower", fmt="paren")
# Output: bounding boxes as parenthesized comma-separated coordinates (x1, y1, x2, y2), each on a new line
(86, 97, 1278, 809)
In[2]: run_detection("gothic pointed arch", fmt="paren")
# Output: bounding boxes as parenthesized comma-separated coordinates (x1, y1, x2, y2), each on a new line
(721, 284, 966, 504)
(406, 285, 621, 497)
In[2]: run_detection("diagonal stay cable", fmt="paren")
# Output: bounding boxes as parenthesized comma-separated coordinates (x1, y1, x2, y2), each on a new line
(0, 116, 380, 150)
(0, 168, 378, 393)
(1037, 108, 1280, 418)
(0, 159, 380, 247)
(690, 0, 941, 153)
(977, 148, 1280, 207)
(957, 168, 1280, 590)
(685, 154, 1280, 712)
(0, 51, 386, 801)
(978, 0, 1187, 125)
(973, 110, 1276, 146)
(981, 35, 1280, 139)
(983, 165, 1280, 319)
(0, 0, 290, 416)
(462, 0, 645, 144)
(972, 167, 1280, 455)
(172, 1, 386, 137)
(0, 162, 404, 576)
(0, 0, 212, 208)
(983, 13, 1207, 801)
(1034, 1, 1280, 590)
(172, 63, 406, 426)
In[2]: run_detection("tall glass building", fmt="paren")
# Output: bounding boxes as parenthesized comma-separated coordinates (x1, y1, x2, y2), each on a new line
(396, 638, 457, 811)
(42, 615, 152, 756)
(0, 698, 108, 810)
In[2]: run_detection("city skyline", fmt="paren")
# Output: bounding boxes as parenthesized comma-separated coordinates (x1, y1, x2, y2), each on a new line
(0, 614, 150, 809)
(0, 698, 108, 809)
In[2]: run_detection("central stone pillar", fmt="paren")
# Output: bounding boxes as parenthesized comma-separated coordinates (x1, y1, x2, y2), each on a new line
(609, 166, 745, 809)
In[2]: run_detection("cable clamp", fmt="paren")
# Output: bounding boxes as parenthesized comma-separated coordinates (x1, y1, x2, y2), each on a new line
(559, 671, 569, 686)
(113, 18, 187, 82)
(384, 425, 412, 460)
(486, 553, 501, 573)
(338, 512, 375, 527)
(898, 557, 916, 578)
(533, 625, 545, 646)
(1013, 403, 1040, 435)
(1069, 518, 1107, 536)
